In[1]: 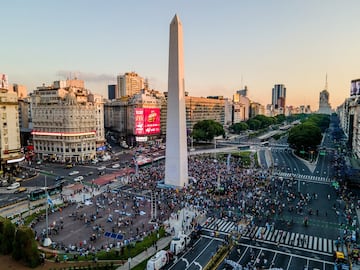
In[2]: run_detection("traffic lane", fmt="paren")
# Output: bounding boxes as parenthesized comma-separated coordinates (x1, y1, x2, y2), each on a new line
(253, 248, 275, 268)
(185, 237, 213, 261)
(271, 252, 291, 269)
(188, 238, 224, 269)
(288, 256, 308, 270)
(165, 237, 221, 270)
(308, 259, 331, 270)
(238, 246, 262, 266)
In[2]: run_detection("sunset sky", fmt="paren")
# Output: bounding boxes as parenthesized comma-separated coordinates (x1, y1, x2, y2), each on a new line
(2, 0, 360, 110)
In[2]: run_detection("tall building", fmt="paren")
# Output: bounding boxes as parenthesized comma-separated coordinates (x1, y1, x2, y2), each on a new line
(318, 76, 332, 114)
(0, 74, 23, 176)
(234, 86, 248, 100)
(31, 79, 105, 163)
(117, 72, 144, 97)
(165, 14, 188, 188)
(108, 84, 118, 100)
(272, 84, 286, 110)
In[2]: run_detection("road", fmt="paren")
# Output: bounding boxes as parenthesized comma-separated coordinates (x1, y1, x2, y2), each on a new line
(164, 235, 224, 270)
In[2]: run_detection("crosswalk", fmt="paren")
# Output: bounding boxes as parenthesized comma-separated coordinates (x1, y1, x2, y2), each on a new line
(202, 218, 345, 255)
(277, 172, 331, 183)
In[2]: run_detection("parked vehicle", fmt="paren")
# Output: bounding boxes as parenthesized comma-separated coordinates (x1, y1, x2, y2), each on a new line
(112, 163, 120, 169)
(101, 155, 111, 162)
(91, 159, 98, 164)
(146, 250, 171, 270)
(169, 232, 191, 255)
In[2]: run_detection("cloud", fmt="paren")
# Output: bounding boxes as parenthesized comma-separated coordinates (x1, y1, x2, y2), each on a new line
(56, 70, 115, 82)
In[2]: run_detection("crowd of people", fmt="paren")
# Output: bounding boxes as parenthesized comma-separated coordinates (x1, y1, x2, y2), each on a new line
(31, 150, 359, 267)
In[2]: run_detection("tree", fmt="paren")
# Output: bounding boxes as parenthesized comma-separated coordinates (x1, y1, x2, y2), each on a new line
(246, 119, 261, 130)
(192, 120, 225, 142)
(229, 122, 248, 134)
(12, 226, 40, 268)
(0, 217, 15, 255)
(288, 122, 322, 152)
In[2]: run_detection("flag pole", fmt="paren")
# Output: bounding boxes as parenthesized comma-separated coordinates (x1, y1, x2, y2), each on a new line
(45, 175, 48, 239)
(43, 175, 52, 247)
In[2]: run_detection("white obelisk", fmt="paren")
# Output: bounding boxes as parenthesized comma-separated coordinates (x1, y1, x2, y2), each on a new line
(165, 14, 188, 188)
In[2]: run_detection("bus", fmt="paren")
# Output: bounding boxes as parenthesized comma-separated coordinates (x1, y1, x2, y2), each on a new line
(260, 141, 269, 147)
(29, 183, 63, 201)
(238, 145, 250, 150)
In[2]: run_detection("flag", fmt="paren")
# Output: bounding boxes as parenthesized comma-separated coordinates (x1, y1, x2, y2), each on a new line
(47, 195, 54, 207)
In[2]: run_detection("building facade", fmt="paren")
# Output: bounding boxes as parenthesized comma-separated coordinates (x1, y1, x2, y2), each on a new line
(107, 84, 118, 100)
(117, 72, 145, 97)
(0, 74, 23, 176)
(31, 79, 105, 163)
(318, 90, 332, 114)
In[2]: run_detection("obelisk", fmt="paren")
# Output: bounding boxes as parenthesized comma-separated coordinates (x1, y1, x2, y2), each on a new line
(164, 14, 188, 188)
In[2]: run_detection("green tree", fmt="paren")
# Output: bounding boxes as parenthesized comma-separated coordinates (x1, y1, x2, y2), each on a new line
(12, 226, 40, 268)
(246, 119, 261, 130)
(192, 120, 225, 142)
(288, 122, 322, 152)
(229, 122, 248, 134)
(0, 217, 15, 255)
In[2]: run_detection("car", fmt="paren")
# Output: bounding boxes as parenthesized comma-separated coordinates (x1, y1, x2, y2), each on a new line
(86, 171, 94, 176)
(97, 166, 106, 171)
(91, 159, 98, 164)
(55, 175, 65, 181)
(74, 176, 84, 182)
(7, 182, 20, 190)
(68, 170, 79, 176)
(14, 187, 27, 194)
(112, 163, 120, 169)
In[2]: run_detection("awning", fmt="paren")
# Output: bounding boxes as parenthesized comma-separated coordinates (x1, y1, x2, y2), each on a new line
(7, 156, 25, 164)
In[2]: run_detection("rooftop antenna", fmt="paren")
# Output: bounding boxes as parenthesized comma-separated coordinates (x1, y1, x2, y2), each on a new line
(325, 73, 328, 90)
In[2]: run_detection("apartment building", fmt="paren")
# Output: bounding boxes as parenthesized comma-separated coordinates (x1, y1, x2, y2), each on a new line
(0, 74, 23, 175)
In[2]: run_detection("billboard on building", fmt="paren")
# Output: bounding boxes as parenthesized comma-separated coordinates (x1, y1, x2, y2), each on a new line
(0, 74, 8, 89)
(134, 108, 160, 136)
(350, 79, 360, 96)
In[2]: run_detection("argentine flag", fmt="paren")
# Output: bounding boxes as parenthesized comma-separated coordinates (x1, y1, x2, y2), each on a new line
(47, 195, 54, 207)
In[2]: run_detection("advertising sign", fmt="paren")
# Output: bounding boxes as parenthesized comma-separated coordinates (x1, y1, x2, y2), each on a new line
(134, 108, 160, 135)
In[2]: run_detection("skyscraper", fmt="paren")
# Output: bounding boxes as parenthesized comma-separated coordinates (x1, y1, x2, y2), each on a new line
(117, 72, 144, 97)
(272, 84, 286, 110)
(164, 14, 188, 188)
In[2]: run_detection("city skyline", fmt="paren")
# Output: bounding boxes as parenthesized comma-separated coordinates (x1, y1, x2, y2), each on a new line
(2, 0, 360, 109)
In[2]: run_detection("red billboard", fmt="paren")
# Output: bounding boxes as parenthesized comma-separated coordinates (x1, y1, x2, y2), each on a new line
(134, 108, 160, 135)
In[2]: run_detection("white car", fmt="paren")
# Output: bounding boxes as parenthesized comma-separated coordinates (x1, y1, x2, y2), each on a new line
(69, 170, 79, 176)
(74, 176, 84, 182)
(7, 182, 20, 190)
(112, 163, 120, 169)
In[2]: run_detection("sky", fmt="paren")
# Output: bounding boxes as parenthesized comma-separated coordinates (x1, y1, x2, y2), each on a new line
(2, 0, 360, 110)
